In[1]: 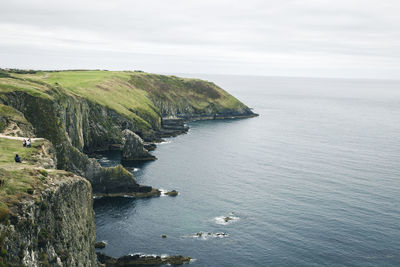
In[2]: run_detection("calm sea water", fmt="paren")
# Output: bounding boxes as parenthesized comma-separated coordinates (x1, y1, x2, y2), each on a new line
(94, 75, 400, 266)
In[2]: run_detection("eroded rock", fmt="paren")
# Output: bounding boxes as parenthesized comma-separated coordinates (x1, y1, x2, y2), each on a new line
(122, 129, 156, 161)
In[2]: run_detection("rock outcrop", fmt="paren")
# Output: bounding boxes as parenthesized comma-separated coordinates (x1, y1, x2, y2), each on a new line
(0, 104, 35, 137)
(97, 253, 191, 266)
(0, 69, 258, 266)
(121, 129, 156, 161)
(1, 91, 157, 196)
(0, 174, 97, 266)
(0, 70, 257, 197)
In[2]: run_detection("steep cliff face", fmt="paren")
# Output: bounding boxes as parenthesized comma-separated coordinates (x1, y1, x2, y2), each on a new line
(0, 137, 97, 266)
(0, 70, 257, 194)
(1, 90, 150, 195)
(0, 104, 34, 137)
(128, 73, 256, 120)
(0, 174, 97, 266)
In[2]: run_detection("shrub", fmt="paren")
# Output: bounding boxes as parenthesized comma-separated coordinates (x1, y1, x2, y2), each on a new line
(38, 169, 48, 177)
(0, 206, 9, 224)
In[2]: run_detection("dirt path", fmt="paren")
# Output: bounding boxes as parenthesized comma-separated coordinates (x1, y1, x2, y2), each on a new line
(0, 134, 44, 142)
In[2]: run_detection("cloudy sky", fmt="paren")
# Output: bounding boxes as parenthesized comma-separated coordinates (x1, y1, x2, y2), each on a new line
(0, 0, 399, 79)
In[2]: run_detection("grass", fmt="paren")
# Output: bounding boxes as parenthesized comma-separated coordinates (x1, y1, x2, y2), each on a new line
(0, 138, 43, 166)
(0, 70, 250, 132)
(0, 138, 49, 222)
(0, 104, 28, 124)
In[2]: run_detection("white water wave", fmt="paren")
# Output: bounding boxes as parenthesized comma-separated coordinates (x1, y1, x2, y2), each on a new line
(214, 212, 239, 225)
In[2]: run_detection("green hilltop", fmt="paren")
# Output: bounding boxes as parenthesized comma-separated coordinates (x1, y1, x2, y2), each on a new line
(0, 69, 253, 133)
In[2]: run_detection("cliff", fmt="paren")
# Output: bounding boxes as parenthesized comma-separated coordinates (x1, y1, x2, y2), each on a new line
(0, 69, 257, 265)
(0, 69, 256, 194)
(0, 137, 97, 266)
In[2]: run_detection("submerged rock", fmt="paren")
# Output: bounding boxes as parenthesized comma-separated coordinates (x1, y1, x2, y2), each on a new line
(224, 216, 233, 222)
(97, 252, 191, 266)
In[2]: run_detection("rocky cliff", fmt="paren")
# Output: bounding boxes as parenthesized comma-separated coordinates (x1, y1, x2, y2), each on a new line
(0, 137, 97, 266)
(0, 173, 97, 266)
(0, 69, 256, 194)
(0, 69, 257, 266)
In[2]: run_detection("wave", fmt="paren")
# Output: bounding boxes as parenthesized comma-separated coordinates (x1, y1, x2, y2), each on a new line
(214, 212, 239, 225)
(159, 188, 168, 196)
(183, 232, 229, 240)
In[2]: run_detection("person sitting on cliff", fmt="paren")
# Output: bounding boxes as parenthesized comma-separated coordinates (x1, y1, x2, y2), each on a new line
(14, 154, 21, 163)
(23, 139, 26, 147)
(26, 138, 31, 148)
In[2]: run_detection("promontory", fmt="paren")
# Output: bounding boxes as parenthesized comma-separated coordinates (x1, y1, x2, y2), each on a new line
(0, 69, 257, 266)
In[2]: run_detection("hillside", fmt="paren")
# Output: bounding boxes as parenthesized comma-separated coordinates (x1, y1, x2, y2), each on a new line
(0, 69, 257, 266)
(0, 70, 255, 133)
(0, 69, 256, 197)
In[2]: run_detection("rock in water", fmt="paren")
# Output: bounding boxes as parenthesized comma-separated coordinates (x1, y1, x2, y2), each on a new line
(121, 129, 156, 161)
(95, 241, 107, 249)
(165, 190, 179, 196)
(224, 216, 233, 222)
(97, 253, 191, 266)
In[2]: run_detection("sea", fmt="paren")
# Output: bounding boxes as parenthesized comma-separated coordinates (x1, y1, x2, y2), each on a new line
(94, 75, 400, 266)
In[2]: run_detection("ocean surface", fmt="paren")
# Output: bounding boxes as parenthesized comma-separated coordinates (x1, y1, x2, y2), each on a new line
(94, 75, 400, 266)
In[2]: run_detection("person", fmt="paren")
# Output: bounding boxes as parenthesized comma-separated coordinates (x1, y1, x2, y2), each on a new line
(14, 154, 21, 163)
(26, 138, 31, 148)
(23, 139, 26, 147)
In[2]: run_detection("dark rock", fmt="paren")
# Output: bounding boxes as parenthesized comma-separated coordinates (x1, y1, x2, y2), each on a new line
(156, 118, 189, 138)
(165, 190, 178, 196)
(95, 241, 107, 249)
(121, 129, 156, 161)
(224, 216, 233, 222)
(97, 252, 191, 266)
(143, 143, 157, 151)
(161, 234, 167, 238)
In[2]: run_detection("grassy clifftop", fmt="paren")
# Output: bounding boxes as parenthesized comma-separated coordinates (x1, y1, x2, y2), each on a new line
(0, 137, 55, 223)
(0, 70, 254, 132)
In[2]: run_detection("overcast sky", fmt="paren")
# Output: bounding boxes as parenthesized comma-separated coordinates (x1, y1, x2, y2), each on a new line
(0, 0, 399, 79)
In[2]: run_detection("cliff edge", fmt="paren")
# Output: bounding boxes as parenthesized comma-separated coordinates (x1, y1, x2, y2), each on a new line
(0, 137, 97, 266)
(0, 69, 257, 194)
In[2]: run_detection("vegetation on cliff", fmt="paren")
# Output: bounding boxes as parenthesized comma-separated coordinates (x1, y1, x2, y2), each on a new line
(0, 69, 254, 133)
(0, 138, 54, 222)
(0, 69, 256, 195)
(0, 137, 97, 266)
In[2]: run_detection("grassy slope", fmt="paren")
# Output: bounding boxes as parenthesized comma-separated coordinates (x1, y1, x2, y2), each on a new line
(0, 70, 250, 131)
(0, 138, 65, 223)
(0, 138, 43, 221)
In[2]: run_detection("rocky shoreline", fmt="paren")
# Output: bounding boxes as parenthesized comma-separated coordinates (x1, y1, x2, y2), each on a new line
(97, 253, 191, 266)
(0, 69, 258, 265)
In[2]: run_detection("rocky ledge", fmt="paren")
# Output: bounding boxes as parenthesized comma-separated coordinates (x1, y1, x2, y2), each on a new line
(94, 188, 161, 198)
(97, 253, 191, 266)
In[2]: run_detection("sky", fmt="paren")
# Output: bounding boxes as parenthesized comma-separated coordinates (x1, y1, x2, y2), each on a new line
(0, 0, 399, 79)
